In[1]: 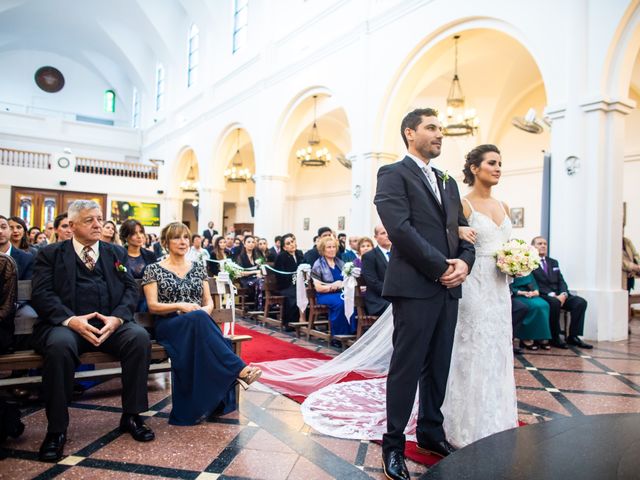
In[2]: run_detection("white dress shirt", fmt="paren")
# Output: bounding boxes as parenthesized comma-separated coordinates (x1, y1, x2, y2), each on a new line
(406, 152, 441, 204)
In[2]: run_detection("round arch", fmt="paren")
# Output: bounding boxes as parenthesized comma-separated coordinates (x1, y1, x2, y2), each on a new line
(374, 17, 551, 154)
(603, 0, 640, 100)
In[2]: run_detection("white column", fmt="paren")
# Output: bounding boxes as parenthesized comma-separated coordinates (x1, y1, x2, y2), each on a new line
(253, 174, 288, 241)
(197, 187, 224, 235)
(547, 98, 634, 341)
(349, 151, 397, 236)
(163, 196, 183, 224)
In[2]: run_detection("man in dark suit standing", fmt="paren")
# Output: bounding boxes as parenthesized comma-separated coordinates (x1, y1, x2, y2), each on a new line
(531, 236, 592, 349)
(303, 227, 333, 265)
(375, 108, 475, 479)
(361, 224, 392, 316)
(268, 235, 282, 262)
(202, 221, 218, 243)
(31, 200, 154, 462)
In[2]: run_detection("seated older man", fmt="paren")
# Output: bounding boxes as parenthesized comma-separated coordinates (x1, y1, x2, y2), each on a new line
(531, 236, 593, 349)
(31, 200, 153, 462)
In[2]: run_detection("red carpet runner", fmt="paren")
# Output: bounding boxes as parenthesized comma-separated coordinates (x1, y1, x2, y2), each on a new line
(234, 324, 442, 466)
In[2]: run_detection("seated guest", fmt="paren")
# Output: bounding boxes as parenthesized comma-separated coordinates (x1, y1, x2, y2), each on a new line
(50, 213, 73, 243)
(353, 236, 374, 268)
(511, 298, 530, 355)
(119, 219, 157, 279)
(0, 216, 33, 280)
(1, 216, 36, 349)
(304, 227, 333, 265)
(42, 221, 54, 244)
(8, 216, 38, 256)
(28, 226, 41, 245)
(186, 234, 210, 265)
(231, 237, 243, 257)
(274, 233, 304, 329)
(531, 236, 593, 349)
(208, 235, 227, 276)
(224, 233, 235, 256)
(311, 236, 357, 336)
(143, 222, 261, 425)
(341, 235, 359, 262)
(235, 235, 263, 310)
(34, 231, 48, 248)
(361, 225, 391, 316)
(0, 253, 18, 354)
(510, 273, 552, 350)
(623, 236, 640, 292)
(31, 200, 154, 462)
(257, 237, 272, 262)
(269, 235, 282, 261)
(101, 220, 121, 246)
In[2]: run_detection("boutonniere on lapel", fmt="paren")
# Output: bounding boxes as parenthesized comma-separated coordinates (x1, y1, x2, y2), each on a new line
(438, 170, 450, 190)
(115, 261, 127, 273)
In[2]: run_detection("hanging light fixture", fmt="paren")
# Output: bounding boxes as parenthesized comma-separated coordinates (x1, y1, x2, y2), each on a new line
(180, 163, 200, 192)
(224, 128, 252, 183)
(296, 95, 332, 166)
(440, 35, 479, 137)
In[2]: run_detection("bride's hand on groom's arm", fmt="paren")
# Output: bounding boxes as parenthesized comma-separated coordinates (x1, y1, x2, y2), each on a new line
(458, 226, 477, 244)
(439, 259, 469, 288)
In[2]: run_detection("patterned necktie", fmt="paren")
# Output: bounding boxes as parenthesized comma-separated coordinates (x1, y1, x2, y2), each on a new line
(421, 166, 442, 204)
(82, 245, 96, 271)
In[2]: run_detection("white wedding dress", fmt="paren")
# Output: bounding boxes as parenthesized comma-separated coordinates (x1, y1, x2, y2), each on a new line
(256, 201, 518, 447)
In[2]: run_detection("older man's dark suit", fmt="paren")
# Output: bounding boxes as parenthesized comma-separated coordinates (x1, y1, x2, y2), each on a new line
(532, 257, 587, 339)
(374, 156, 475, 455)
(31, 240, 151, 433)
(361, 247, 390, 316)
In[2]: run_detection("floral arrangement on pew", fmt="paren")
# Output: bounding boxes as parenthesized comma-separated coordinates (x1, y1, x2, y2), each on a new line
(341, 262, 361, 323)
(223, 260, 244, 282)
(495, 239, 541, 277)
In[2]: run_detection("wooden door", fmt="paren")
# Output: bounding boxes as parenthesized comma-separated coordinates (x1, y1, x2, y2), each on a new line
(11, 187, 107, 229)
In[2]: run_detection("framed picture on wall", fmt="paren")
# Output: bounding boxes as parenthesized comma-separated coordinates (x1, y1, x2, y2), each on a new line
(337, 216, 345, 230)
(510, 207, 524, 228)
(303, 217, 310, 231)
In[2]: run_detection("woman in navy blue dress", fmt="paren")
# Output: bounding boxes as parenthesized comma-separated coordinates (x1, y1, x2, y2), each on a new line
(311, 236, 357, 336)
(143, 222, 261, 426)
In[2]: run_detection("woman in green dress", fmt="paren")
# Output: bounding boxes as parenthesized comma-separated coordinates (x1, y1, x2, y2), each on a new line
(510, 274, 552, 350)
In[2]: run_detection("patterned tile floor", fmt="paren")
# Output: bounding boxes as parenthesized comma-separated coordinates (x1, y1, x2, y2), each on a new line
(2, 317, 640, 479)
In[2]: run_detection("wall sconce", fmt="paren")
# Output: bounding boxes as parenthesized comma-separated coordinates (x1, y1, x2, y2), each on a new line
(565, 156, 580, 176)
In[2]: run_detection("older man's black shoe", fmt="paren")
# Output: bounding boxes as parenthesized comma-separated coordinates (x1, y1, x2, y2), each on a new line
(382, 450, 410, 480)
(416, 439, 457, 458)
(550, 337, 569, 349)
(566, 336, 593, 349)
(119, 414, 155, 442)
(38, 432, 66, 462)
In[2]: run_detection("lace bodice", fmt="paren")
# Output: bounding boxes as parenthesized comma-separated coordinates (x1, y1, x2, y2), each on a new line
(142, 262, 207, 304)
(465, 201, 511, 257)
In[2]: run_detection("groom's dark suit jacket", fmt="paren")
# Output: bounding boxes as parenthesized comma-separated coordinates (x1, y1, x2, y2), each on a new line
(374, 156, 475, 299)
(31, 240, 138, 326)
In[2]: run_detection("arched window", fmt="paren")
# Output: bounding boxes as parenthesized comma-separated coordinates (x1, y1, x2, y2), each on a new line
(155, 63, 165, 111)
(233, 0, 248, 53)
(131, 87, 140, 128)
(104, 89, 116, 113)
(188, 23, 199, 87)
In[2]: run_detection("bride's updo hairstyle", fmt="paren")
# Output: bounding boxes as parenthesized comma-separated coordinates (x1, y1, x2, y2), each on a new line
(462, 144, 501, 186)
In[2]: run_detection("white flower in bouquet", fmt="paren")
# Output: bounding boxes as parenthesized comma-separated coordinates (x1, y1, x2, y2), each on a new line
(223, 260, 243, 281)
(495, 239, 541, 277)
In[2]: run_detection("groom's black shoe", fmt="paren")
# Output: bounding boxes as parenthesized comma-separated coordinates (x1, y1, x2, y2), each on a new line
(119, 414, 155, 442)
(566, 336, 593, 349)
(550, 337, 569, 349)
(38, 431, 66, 462)
(382, 450, 410, 480)
(416, 439, 457, 458)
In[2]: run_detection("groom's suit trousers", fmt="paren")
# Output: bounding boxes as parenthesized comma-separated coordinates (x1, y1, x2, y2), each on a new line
(383, 293, 458, 454)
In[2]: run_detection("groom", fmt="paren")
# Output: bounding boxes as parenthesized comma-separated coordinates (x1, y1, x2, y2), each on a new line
(374, 108, 475, 479)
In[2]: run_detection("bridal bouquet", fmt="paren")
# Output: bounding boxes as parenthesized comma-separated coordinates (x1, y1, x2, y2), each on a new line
(495, 239, 541, 277)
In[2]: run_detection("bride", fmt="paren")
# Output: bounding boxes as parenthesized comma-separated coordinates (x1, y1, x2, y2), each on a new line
(255, 144, 518, 448)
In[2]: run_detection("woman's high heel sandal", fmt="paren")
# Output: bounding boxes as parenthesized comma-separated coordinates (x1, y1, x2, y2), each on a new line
(237, 367, 262, 390)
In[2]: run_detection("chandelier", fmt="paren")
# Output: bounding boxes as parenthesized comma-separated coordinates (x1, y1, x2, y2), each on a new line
(180, 164, 200, 192)
(296, 95, 332, 166)
(441, 35, 479, 137)
(224, 128, 252, 182)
